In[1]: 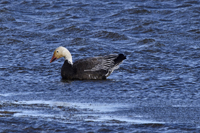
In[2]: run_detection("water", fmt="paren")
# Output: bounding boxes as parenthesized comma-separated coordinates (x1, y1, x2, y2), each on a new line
(0, 0, 200, 132)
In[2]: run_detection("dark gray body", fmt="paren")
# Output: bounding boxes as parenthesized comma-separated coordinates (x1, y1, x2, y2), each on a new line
(61, 54, 126, 80)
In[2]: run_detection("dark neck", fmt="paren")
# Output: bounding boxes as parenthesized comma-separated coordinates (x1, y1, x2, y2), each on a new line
(61, 60, 74, 79)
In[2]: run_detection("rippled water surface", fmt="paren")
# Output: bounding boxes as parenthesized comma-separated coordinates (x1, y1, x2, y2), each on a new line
(1, 0, 200, 132)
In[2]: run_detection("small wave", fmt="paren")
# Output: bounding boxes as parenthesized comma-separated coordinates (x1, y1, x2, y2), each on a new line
(188, 29, 200, 34)
(94, 30, 128, 41)
(2, 38, 23, 45)
(70, 38, 88, 46)
(137, 38, 155, 45)
(126, 8, 151, 14)
(58, 26, 83, 34)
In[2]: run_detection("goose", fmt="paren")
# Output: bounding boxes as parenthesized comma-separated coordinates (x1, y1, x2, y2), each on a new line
(50, 46, 126, 80)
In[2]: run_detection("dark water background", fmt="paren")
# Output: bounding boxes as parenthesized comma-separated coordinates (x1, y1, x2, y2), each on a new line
(1, 0, 200, 132)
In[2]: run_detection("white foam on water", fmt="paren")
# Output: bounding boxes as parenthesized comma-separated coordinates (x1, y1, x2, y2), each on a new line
(13, 110, 55, 118)
(8, 100, 164, 124)
(85, 115, 164, 124)
(0, 92, 39, 97)
(69, 102, 130, 112)
(0, 109, 54, 118)
(13, 100, 53, 105)
(12, 100, 130, 112)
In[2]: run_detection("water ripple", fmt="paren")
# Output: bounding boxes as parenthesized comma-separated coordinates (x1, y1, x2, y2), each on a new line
(0, 0, 200, 132)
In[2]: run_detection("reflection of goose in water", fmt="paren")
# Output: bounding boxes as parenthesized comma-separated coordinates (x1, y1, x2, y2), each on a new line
(50, 46, 126, 80)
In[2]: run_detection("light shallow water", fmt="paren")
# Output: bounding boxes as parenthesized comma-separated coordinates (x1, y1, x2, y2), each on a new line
(1, 0, 200, 132)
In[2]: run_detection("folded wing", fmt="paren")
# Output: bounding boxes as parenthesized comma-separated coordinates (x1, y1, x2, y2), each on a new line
(74, 54, 126, 77)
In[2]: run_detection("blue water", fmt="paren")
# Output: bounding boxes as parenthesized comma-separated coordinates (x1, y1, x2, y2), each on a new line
(1, 0, 200, 132)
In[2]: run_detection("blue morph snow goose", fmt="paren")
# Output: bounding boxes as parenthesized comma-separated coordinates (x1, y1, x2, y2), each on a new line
(50, 46, 126, 80)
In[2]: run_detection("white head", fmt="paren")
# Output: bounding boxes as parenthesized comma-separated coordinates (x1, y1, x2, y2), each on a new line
(50, 46, 73, 64)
